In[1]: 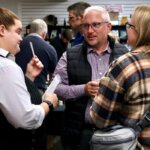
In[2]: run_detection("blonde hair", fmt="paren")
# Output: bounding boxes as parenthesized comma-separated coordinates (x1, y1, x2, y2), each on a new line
(132, 5, 150, 49)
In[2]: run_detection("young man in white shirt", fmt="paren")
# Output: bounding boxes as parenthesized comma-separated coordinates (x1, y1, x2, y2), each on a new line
(0, 7, 58, 149)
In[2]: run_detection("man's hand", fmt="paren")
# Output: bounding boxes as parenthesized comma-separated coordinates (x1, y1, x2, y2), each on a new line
(25, 57, 44, 81)
(43, 93, 59, 109)
(84, 80, 99, 97)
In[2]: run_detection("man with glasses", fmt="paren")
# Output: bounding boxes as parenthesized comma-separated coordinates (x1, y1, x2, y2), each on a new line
(53, 6, 129, 150)
(67, 2, 90, 46)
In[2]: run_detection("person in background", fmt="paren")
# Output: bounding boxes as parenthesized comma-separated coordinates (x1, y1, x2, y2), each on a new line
(90, 4, 150, 150)
(16, 19, 57, 94)
(67, 2, 91, 46)
(50, 28, 73, 60)
(53, 6, 129, 150)
(0, 7, 58, 149)
(108, 31, 120, 43)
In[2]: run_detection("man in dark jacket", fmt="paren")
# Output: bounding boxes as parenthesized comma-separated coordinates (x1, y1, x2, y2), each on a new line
(53, 6, 129, 150)
(16, 19, 57, 93)
(50, 29, 73, 60)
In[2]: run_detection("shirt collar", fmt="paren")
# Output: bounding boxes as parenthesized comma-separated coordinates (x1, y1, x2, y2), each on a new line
(28, 33, 42, 39)
(0, 48, 15, 61)
(0, 48, 10, 57)
(87, 44, 111, 54)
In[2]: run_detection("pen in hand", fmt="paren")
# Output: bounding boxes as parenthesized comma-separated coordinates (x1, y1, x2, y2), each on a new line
(29, 41, 35, 57)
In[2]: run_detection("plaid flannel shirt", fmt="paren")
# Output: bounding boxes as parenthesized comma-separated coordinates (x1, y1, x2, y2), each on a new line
(91, 49, 150, 146)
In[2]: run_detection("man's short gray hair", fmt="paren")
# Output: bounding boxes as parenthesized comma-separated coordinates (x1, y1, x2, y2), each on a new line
(84, 6, 110, 22)
(30, 19, 48, 34)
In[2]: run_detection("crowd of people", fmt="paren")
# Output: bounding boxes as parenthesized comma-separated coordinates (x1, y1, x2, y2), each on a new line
(0, 2, 150, 150)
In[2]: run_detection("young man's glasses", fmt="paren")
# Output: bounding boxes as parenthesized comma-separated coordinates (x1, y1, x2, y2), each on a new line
(81, 22, 108, 31)
(126, 22, 135, 29)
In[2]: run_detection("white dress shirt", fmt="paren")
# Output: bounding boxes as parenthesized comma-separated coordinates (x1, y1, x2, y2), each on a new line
(0, 48, 45, 129)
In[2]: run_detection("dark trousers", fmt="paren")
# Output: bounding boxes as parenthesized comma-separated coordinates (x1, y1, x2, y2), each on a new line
(62, 129, 93, 150)
(0, 126, 47, 150)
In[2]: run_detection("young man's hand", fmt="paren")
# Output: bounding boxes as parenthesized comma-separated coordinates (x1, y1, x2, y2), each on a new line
(25, 56, 43, 81)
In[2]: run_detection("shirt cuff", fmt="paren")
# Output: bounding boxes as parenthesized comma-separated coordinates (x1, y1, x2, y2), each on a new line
(75, 84, 85, 97)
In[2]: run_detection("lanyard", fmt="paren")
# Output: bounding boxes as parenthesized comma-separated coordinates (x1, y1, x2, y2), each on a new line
(0, 53, 10, 58)
(0, 54, 5, 58)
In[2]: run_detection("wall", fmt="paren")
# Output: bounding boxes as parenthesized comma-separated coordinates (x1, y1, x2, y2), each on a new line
(0, 0, 22, 18)
(21, 0, 150, 34)
(1, 0, 150, 34)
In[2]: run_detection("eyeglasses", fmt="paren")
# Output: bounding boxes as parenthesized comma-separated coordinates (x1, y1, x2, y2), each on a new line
(125, 22, 135, 29)
(81, 22, 108, 31)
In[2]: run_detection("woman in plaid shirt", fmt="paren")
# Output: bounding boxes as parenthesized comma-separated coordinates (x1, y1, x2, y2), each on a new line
(90, 4, 150, 150)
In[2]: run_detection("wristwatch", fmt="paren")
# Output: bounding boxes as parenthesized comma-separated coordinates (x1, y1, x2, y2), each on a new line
(43, 99, 54, 111)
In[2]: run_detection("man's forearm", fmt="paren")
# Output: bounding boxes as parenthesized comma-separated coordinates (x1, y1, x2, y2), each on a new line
(55, 84, 85, 100)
